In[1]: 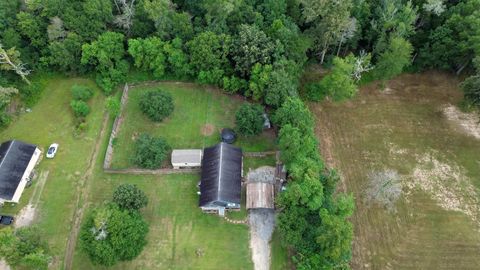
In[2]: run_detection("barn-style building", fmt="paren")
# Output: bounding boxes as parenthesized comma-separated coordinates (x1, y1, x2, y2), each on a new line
(199, 143, 242, 216)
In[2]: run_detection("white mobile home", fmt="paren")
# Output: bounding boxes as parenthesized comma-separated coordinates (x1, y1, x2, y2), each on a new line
(171, 149, 203, 169)
(0, 140, 41, 204)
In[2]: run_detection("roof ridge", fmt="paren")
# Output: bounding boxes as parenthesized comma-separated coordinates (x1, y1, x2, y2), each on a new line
(217, 143, 223, 200)
(0, 140, 15, 170)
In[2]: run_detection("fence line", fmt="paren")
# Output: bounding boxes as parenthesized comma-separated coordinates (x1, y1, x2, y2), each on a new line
(103, 83, 130, 170)
(104, 168, 200, 175)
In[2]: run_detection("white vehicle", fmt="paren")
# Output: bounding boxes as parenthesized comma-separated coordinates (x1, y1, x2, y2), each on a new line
(46, 143, 59, 158)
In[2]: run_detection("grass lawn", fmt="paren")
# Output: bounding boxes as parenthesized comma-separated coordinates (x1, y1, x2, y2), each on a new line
(0, 76, 106, 268)
(110, 82, 276, 169)
(71, 173, 253, 270)
(312, 71, 480, 269)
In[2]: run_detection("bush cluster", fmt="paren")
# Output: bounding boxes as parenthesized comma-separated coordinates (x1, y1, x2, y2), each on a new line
(139, 89, 174, 122)
(70, 84, 94, 135)
(132, 133, 171, 169)
(235, 103, 264, 136)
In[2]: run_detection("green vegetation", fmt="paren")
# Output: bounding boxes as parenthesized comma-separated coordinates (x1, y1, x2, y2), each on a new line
(112, 184, 149, 211)
(235, 103, 264, 136)
(2, 0, 479, 268)
(105, 96, 120, 117)
(0, 77, 106, 268)
(314, 73, 480, 269)
(139, 89, 174, 122)
(111, 83, 276, 168)
(80, 204, 149, 266)
(132, 133, 171, 169)
(0, 227, 51, 270)
(72, 174, 253, 270)
(70, 100, 90, 118)
(71, 84, 93, 101)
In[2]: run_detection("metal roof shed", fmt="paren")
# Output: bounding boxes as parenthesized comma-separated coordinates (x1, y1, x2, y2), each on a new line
(0, 140, 41, 204)
(199, 143, 242, 213)
(246, 182, 274, 209)
(171, 149, 203, 169)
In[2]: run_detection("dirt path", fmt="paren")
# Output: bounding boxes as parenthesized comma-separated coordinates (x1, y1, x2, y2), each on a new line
(247, 167, 276, 270)
(63, 113, 109, 270)
(249, 209, 275, 270)
(15, 171, 49, 228)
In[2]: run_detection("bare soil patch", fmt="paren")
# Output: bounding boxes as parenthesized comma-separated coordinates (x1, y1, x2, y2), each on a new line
(0, 260, 11, 270)
(407, 153, 480, 226)
(443, 104, 480, 139)
(14, 170, 49, 228)
(15, 204, 37, 228)
(201, 123, 215, 136)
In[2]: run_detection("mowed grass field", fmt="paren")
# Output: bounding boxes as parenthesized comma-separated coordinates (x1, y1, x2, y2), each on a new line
(0, 77, 284, 270)
(71, 173, 253, 270)
(311, 72, 480, 269)
(0, 76, 106, 268)
(110, 82, 276, 169)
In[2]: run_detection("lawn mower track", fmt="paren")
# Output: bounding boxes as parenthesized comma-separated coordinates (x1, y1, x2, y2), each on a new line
(312, 72, 480, 269)
(63, 113, 109, 270)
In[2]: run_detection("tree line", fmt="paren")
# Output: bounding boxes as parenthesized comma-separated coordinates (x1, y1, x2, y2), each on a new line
(1, 0, 479, 268)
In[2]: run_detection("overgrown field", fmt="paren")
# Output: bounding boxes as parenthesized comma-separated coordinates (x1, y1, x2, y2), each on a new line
(312, 72, 480, 269)
(110, 82, 276, 169)
(0, 77, 106, 268)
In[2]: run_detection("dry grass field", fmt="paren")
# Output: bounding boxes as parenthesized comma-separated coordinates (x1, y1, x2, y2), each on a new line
(312, 72, 480, 269)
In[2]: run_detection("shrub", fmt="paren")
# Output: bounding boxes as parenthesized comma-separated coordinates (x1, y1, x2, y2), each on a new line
(80, 204, 148, 266)
(0, 227, 51, 269)
(132, 134, 171, 169)
(461, 75, 480, 106)
(222, 76, 247, 94)
(70, 100, 90, 118)
(71, 84, 93, 101)
(139, 89, 174, 122)
(235, 103, 264, 136)
(113, 184, 149, 211)
(306, 81, 328, 101)
(105, 96, 121, 116)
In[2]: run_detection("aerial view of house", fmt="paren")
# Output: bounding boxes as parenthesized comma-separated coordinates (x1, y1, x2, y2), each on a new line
(0, 140, 41, 204)
(1, 1, 480, 270)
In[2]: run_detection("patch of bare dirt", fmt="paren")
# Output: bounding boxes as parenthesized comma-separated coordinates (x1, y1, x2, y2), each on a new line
(405, 153, 480, 226)
(14, 171, 49, 228)
(443, 105, 480, 139)
(0, 260, 11, 270)
(15, 204, 37, 228)
(201, 123, 215, 136)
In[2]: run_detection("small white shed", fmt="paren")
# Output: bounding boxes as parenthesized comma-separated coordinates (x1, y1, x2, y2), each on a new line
(171, 149, 203, 169)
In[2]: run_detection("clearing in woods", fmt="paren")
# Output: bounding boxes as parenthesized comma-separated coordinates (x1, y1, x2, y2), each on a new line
(312, 72, 480, 269)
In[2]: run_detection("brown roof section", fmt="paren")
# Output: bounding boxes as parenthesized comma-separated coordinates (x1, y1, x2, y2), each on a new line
(246, 182, 274, 209)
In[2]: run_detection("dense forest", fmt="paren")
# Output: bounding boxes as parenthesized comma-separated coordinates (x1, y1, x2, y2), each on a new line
(1, 0, 479, 269)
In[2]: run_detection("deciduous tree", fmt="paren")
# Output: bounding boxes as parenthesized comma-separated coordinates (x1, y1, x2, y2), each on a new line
(80, 204, 148, 266)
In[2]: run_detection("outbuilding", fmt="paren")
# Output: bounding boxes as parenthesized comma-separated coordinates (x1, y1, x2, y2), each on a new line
(0, 140, 41, 204)
(246, 182, 274, 209)
(199, 143, 242, 216)
(171, 149, 203, 169)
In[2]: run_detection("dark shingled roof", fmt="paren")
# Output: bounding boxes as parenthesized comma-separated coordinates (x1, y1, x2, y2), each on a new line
(199, 143, 242, 207)
(0, 140, 37, 200)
